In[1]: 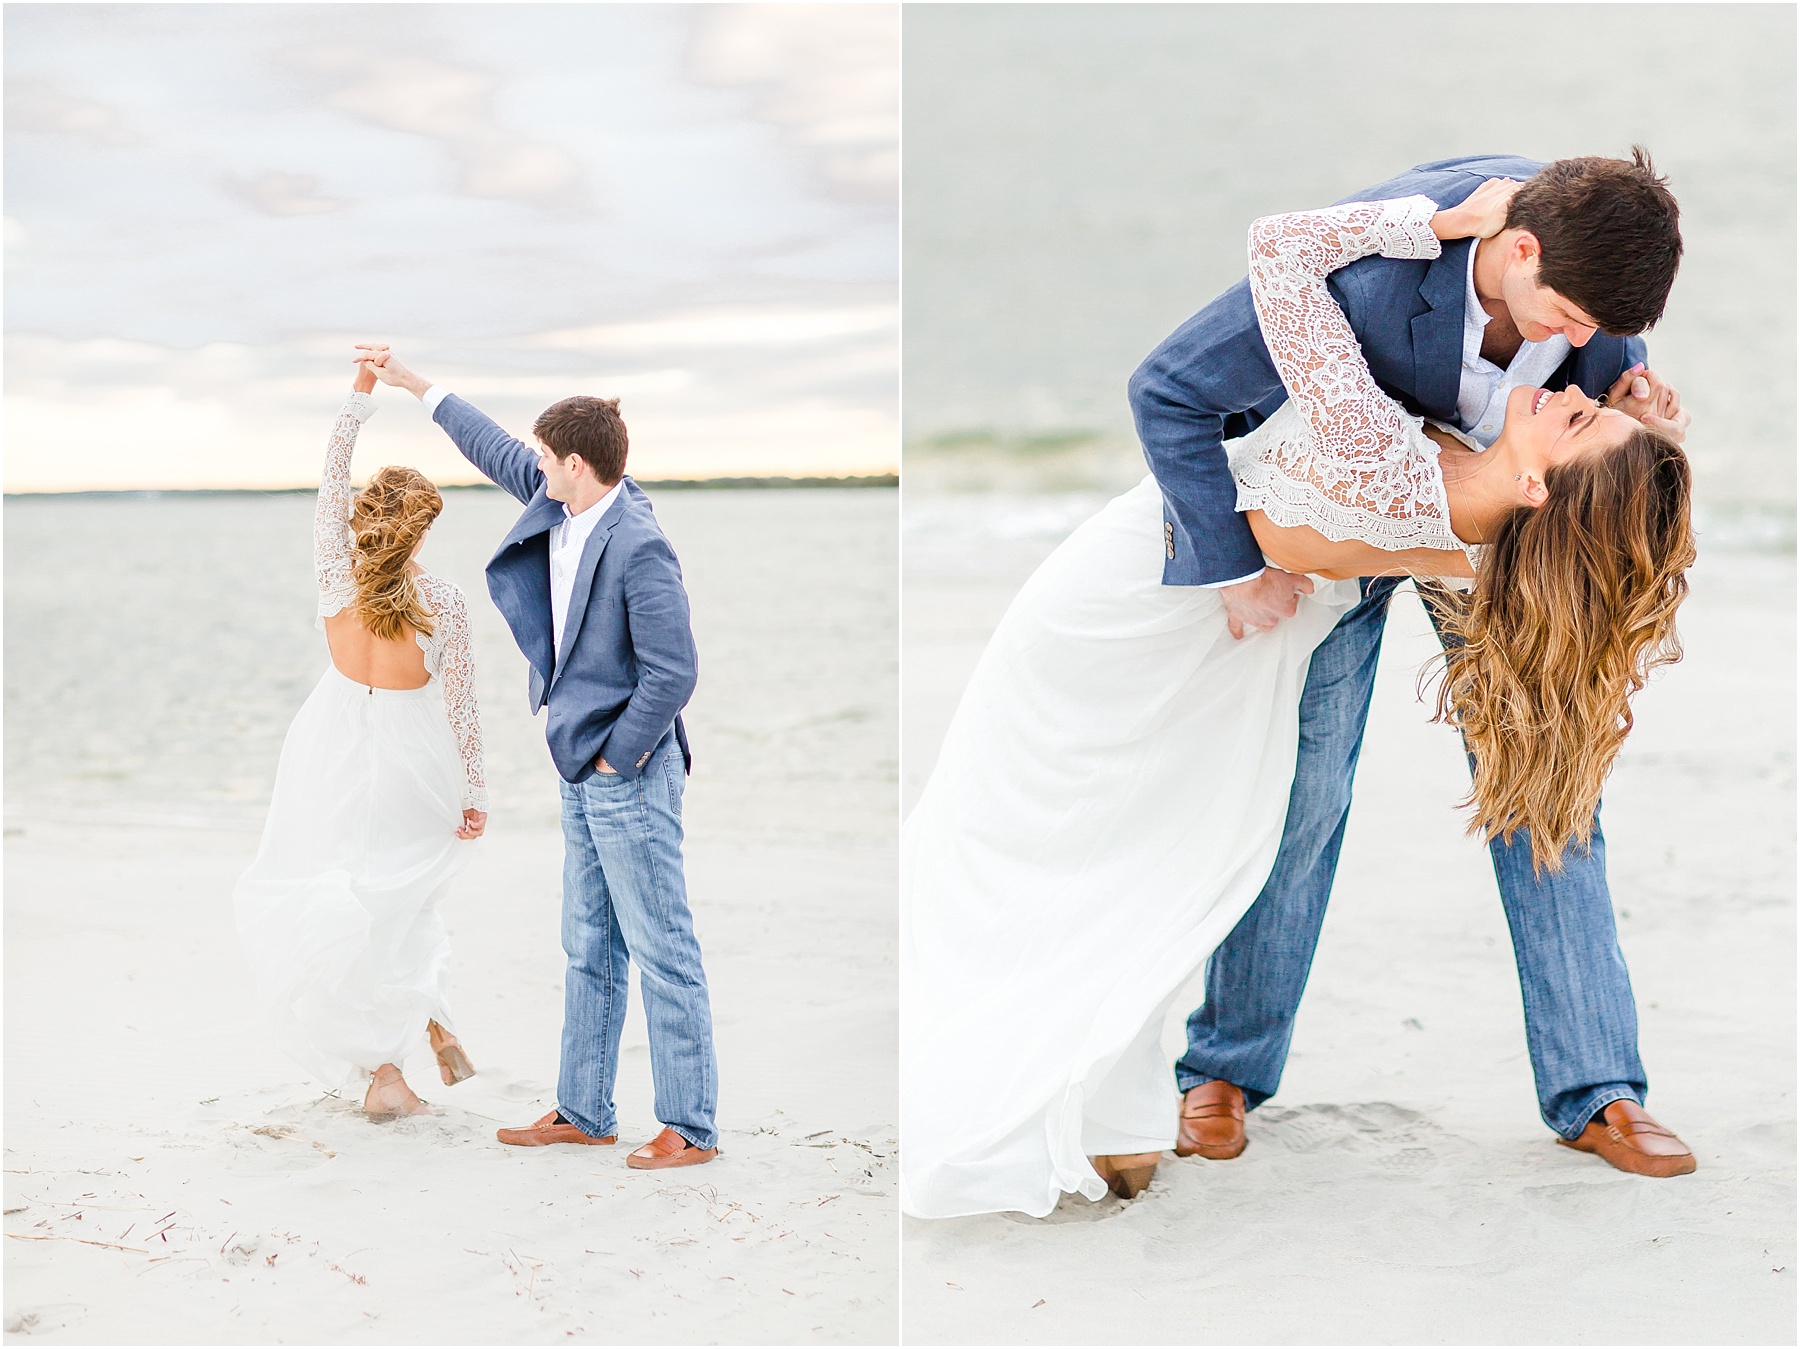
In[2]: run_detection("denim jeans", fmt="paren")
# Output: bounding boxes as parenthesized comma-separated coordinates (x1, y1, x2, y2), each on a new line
(1175, 577, 1646, 1138)
(555, 734, 718, 1150)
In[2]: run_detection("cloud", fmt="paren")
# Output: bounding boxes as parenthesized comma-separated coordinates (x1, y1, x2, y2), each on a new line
(688, 4, 898, 202)
(524, 303, 898, 354)
(284, 49, 585, 208)
(222, 172, 346, 217)
(4, 78, 143, 146)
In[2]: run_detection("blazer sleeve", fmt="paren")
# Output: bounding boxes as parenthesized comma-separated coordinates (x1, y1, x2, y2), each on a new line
(595, 532, 700, 780)
(432, 394, 545, 504)
(1132, 155, 1548, 588)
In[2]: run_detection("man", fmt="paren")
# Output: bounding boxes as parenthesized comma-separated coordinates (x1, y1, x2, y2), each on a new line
(1131, 151, 1696, 1178)
(357, 344, 719, 1170)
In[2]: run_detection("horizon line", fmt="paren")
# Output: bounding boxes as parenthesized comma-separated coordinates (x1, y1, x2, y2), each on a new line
(4, 474, 899, 500)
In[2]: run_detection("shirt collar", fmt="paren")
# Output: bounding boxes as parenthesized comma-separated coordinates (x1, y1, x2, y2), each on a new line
(560, 480, 623, 538)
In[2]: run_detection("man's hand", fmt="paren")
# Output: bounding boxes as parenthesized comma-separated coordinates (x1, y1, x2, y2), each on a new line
(1430, 178, 1524, 241)
(1220, 568, 1314, 641)
(596, 757, 619, 775)
(354, 344, 432, 399)
(455, 809, 487, 841)
(1602, 363, 1690, 445)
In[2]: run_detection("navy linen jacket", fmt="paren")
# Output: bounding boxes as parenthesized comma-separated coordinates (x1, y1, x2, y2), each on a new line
(1129, 155, 1649, 586)
(433, 394, 696, 784)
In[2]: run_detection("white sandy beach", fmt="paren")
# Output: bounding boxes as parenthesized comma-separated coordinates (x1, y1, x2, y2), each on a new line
(4, 487, 898, 1345)
(900, 495, 1794, 1345)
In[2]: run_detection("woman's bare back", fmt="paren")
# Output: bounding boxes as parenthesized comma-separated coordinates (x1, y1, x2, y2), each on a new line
(322, 611, 430, 689)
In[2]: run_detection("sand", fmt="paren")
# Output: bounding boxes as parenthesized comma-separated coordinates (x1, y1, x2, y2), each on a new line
(4, 487, 898, 1345)
(900, 495, 1794, 1346)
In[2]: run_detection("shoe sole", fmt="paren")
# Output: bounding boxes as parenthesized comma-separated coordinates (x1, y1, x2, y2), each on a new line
(1175, 1138, 1247, 1160)
(496, 1132, 618, 1147)
(1556, 1134, 1696, 1178)
(626, 1147, 719, 1170)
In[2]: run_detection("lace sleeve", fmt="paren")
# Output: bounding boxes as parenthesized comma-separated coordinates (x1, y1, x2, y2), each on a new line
(430, 582, 489, 813)
(1242, 197, 1457, 545)
(315, 393, 376, 620)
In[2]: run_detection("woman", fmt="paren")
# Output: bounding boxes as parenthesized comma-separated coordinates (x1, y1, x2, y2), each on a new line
(901, 182, 1693, 1218)
(234, 363, 490, 1121)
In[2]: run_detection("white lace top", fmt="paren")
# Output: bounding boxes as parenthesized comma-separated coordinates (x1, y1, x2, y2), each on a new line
(1229, 195, 1478, 568)
(314, 393, 489, 811)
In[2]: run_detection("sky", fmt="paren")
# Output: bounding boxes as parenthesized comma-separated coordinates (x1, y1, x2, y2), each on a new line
(5, 3, 898, 490)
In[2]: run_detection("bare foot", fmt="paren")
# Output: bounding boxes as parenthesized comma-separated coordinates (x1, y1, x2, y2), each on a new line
(363, 1064, 430, 1121)
(427, 1020, 476, 1086)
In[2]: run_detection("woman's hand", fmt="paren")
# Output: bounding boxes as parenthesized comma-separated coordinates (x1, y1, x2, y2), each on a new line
(455, 809, 487, 841)
(352, 359, 378, 395)
(1430, 178, 1523, 241)
(1602, 364, 1691, 444)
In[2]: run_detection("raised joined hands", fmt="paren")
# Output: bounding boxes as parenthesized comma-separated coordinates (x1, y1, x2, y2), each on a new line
(1602, 363, 1690, 445)
(354, 344, 431, 398)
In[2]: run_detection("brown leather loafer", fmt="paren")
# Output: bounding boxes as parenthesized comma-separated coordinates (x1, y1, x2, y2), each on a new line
(626, 1126, 719, 1170)
(1089, 1152, 1159, 1199)
(1557, 1099, 1695, 1178)
(496, 1109, 617, 1148)
(1175, 1079, 1248, 1159)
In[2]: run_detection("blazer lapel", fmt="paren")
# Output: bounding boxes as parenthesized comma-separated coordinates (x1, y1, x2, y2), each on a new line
(500, 493, 566, 552)
(1408, 237, 1471, 422)
(550, 492, 627, 682)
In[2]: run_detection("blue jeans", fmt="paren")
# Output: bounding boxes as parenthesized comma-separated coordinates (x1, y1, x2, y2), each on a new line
(555, 735, 718, 1150)
(1175, 577, 1646, 1139)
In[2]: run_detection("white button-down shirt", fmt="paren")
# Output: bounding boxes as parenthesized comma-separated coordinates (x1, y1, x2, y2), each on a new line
(1454, 240, 1572, 449)
(422, 385, 619, 656)
(549, 483, 622, 657)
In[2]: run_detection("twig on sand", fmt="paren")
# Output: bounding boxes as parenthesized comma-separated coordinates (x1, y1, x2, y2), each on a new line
(8, 1232, 147, 1254)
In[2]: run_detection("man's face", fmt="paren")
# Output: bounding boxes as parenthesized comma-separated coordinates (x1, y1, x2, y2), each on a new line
(1497, 233, 1602, 347)
(536, 440, 582, 502)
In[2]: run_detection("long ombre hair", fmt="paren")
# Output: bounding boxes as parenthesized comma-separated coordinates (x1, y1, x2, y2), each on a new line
(1430, 426, 1694, 872)
(349, 466, 444, 642)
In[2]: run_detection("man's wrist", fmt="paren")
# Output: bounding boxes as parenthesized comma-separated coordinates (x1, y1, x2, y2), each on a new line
(1210, 567, 1269, 591)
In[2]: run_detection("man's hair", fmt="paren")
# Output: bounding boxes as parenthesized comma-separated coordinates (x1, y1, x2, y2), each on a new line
(534, 396, 628, 483)
(1505, 146, 1681, 336)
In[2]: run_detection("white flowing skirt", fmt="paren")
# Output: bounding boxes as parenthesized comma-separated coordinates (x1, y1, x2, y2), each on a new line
(234, 667, 469, 1089)
(900, 475, 1358, 1218)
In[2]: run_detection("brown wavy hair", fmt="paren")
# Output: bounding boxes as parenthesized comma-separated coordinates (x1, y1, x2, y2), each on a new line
(1429, 427, 1694, 872)
(349, 466, 443, 642)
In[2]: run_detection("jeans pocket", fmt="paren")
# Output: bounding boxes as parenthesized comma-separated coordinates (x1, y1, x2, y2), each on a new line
(662, 753, 684, 819)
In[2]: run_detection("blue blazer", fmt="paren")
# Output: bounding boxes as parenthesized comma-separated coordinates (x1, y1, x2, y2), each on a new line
(433, 394, 697, 784)
(1129, 154, 1650, 586)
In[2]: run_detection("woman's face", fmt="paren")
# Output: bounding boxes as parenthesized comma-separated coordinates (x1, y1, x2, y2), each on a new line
(1500, 383, 1637, 474)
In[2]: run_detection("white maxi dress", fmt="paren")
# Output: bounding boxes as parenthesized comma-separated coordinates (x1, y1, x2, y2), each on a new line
(901, 196, 1479, 1218)
(233, 392, 489, 1089)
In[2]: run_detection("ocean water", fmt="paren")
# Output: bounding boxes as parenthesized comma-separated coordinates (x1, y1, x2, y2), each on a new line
(3, 488, 897, 850)
(902, 4, 1795, 513)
